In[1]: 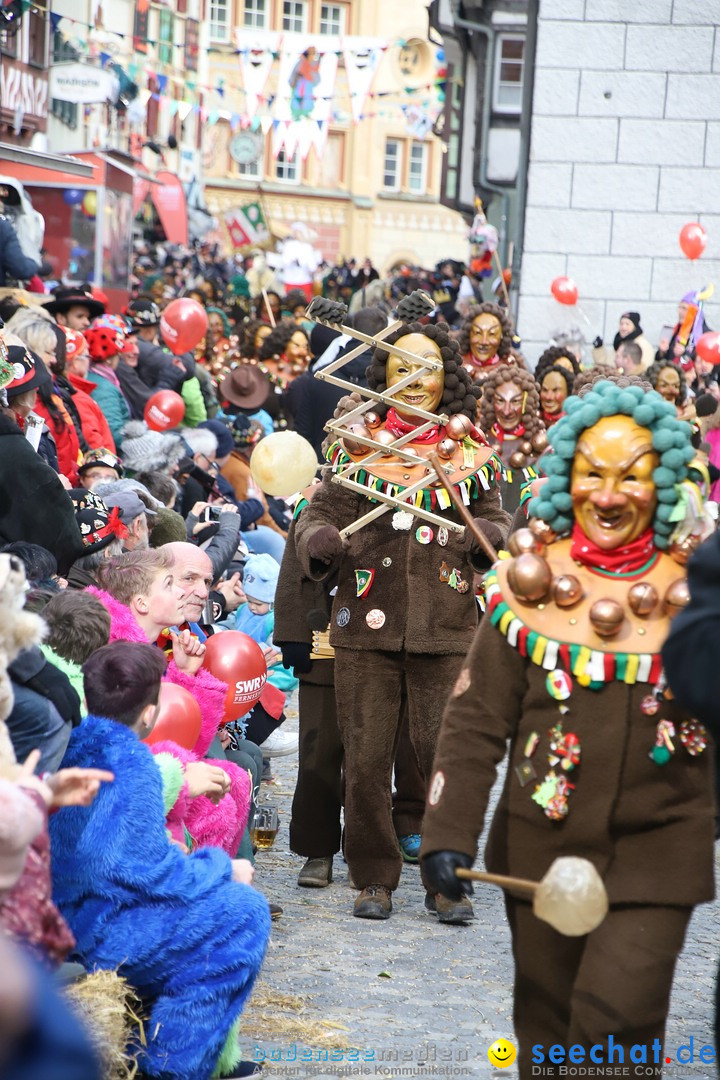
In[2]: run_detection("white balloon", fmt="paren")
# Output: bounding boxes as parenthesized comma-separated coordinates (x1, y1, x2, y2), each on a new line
(249, 431, 318, 497)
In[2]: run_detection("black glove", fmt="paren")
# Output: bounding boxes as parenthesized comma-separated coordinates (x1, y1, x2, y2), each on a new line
(421, 850, 474, 901)
(464, 517, 504, 570)
(593, 336, 604, 349)
(277, 641, 313, 675)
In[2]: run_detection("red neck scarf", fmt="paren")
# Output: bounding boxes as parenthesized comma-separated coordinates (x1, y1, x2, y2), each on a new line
(542, 409, 565, 428)
(465, 352, 499, 370)
(491, 420, 526, 445)
(384, 407, 441, 444)
(570, 523, 657, 575)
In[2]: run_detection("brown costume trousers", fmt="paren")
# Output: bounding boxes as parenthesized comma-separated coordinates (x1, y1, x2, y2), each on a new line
(506, 897, 691, 1079)
(334, 647, 463, 890)
(289, 661, 425, 858)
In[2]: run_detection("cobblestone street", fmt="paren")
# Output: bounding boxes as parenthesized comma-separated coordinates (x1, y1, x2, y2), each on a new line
(241, 706, 719, 1079)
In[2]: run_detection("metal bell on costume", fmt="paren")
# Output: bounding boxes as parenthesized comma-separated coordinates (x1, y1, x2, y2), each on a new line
(507, 552, 552, 603)
(663, 579, 691, 617)
(553, 574, 583, 608)
(508, 527, 547, 558)
(588, 598, 625, 638)
(627, 582, 659, 617)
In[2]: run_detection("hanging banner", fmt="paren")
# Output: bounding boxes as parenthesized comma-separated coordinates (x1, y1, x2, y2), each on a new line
(275, 33, 338, 125)
(49, 62, 116, 104)
(342, 36, 385, 123)
(234, 30, 281, 122)
(133, 177, 151, 217)
(224, 201, 270, 250)
(151, 171, 188, 245)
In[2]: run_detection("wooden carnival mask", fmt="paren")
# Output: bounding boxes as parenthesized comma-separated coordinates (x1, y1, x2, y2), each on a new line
(386, 333, 444, 421)
(540, 370, 569, 416)
(469, 312, 503, 364)
(570, 415, 659, 550)
(493, 379, 525, 431)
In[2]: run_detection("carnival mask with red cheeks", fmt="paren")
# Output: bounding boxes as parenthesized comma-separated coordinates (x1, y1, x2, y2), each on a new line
(386, 333, 444, 422)
(570, 415, 658, 551)
(655, 366, 681, 404)
(540, 370, 568, 416)
(493, 380, 525, 432)
(469, 313, 502, 365)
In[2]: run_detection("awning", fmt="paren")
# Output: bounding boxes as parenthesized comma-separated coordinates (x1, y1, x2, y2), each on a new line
(0, 142, 94, 184)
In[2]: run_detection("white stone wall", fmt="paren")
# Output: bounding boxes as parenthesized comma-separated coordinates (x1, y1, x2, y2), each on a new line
(517, 0, 720, 368)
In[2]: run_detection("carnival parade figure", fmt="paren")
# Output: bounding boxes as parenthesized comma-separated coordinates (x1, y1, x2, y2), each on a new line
(478, 363, 547, 514)
(294, 316, 511, 922)
(421, 380, 715, 1078)
(458, 302, 514, 382)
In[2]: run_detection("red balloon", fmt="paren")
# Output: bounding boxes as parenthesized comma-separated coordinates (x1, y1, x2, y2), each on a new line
(696, 332, 720, 365)
(143, 682, 202, 750)
(550, 276, 578, 306)
(160, 298, 208, 355)
(679, 222, 707, 261)
(144, 390, 186, 431)
(202, 631, 268, 722)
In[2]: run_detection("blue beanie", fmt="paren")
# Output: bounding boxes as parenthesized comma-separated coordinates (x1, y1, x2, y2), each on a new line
(242, 553, 279, 604)
(198, 419, 234, 459)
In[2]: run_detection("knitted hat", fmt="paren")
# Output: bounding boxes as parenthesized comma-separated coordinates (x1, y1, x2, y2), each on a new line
(126, 298, 161, 330)
(621, 311, 641, 331)
(695, 393, 718, 418)
(84, 324, 125, 361)
(227, 273, 250, 299)
(93, 313, 130, 335)
(120, 420, 186, 474)
(63, 327, 88, 361)
(230, 413, 264, 450)
(4, 344, 48, 398)
(70, 490, 129, 554)
(242, 552, 279, 604)
(149, 507, 187, 547)
(198, 418, 234, 458)
(78, 448, 125, 478)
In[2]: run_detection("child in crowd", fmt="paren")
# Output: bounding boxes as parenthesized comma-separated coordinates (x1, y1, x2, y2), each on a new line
(39, 590, 111, 712)
(49, 641, 269, 1080)
(233, 553, 299, 698)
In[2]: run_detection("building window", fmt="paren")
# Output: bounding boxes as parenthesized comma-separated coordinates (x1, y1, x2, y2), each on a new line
(50, 30, 77, 128)
(158, 9, 174, 65)
(383, 138, 401, 191)
(282, 1, 308, 32)
(243, 0, 267, 28)
(275, 149, 299, 183)
(319, 3, 345, 35)
(209, 0, 230, 42)
(318, 132, 344, 188)
(28, 4, 47, 66)
(493, 34, 525, 114)
(408, 140, 428, 193)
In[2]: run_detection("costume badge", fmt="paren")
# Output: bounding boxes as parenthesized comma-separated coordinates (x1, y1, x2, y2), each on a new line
(437, 527, 449, 547)
(428, 770, 445, 806)
(416, 525, 434, 545)
(355, 570, 375, 598)
(515, 760, 536, 788)
(392, 511, 414, 531)
(336, 607, 351, 627)
(366, 608, 386, 629)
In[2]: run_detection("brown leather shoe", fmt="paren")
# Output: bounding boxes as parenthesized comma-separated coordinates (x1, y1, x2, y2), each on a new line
(298, 857, 333, 888)
(424, 891, 474, 925)
(353, 885, 392, 919)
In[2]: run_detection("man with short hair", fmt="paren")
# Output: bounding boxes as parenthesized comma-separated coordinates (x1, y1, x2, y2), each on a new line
(45, 287, 105, 331)
(615, 340, 644, 376)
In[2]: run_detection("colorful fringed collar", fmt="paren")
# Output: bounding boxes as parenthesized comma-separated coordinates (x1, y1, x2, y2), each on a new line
(325, 439, 502, 513)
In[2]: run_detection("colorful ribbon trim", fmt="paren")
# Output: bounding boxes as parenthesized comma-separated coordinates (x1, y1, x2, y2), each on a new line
(484, 568, 663, 690)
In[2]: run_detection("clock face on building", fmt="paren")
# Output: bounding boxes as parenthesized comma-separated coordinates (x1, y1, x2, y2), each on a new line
(229, 132, 261, 166)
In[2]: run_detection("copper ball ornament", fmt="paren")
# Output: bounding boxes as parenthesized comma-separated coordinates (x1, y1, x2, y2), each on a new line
(520, 439, 534, 457)
(509, 450, 528, 470)
(445, 414, 473, 440)
(529, 518, 558, 545)
(508, 528, 546, 558)
(663, 579, 690, 618)
(553, 574, 584, 609)
(507, 553, 552, 603)
(364, 410, 381, 429)
(589, 598, 625, 638)
(371, 428, 397, 454)
(627, 582, 659, 617)
(342, 423, 371, 455)
(531, 431, 549, 454)
(669, 535, 700, 566)
(437, 437, 458, 460)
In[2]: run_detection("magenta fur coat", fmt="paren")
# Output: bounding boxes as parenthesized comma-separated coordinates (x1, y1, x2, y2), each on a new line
(88, 588, 251, 855)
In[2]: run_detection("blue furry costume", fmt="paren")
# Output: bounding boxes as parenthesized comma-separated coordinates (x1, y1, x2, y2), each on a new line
(49, 715, 271, 1080)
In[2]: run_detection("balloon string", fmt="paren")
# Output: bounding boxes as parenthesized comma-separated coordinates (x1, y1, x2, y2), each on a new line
(575, 304, 595, 331)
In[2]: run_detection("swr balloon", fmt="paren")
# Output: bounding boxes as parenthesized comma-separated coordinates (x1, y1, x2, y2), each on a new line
(696, 332, 720, 365)
(144, 389, 185, 431)
(679, 223, 707, 261)
(250, 430, 318, 496)
(202, 631, 268, 722)
(160, 298, 208, 355)
(143, 682, 201, 750)
(550, 276, 578, 306)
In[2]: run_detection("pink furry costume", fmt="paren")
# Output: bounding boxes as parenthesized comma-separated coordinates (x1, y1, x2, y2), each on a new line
(88, 588, 250, 854)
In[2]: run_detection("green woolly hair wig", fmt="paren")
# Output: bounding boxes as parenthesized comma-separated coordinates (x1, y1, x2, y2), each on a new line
(528, 380, 695, 548)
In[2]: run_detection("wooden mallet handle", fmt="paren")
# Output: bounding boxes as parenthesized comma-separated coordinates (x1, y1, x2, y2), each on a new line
(456, 867, 537, 898)
(428, 452, 499, 564)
